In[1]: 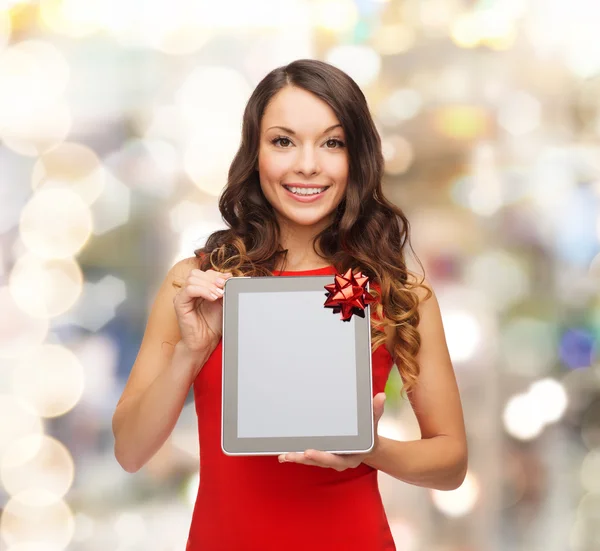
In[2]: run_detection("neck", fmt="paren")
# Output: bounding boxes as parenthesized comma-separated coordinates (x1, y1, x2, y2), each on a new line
(275, 216, 331, 271)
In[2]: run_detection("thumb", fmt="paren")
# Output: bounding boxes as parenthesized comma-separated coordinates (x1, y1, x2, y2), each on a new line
(373, 392, 386, 424)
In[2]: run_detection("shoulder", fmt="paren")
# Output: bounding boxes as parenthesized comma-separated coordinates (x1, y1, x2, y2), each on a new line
(168, 255, 202, 286)
(405, 271, 434, 303)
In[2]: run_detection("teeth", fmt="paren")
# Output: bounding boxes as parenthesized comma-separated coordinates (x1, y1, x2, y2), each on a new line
(286, 186, 326, 196)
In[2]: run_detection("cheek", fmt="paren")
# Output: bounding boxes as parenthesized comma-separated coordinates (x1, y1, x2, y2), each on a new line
(258, 151, 289, 182)
(330, 156, 349, 185)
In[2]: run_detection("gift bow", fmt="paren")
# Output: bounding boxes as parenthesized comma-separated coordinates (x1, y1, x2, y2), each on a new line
(324, 268, 375, 322)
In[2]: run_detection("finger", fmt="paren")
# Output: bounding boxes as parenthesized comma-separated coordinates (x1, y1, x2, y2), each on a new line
(278, 452, 328, 468)
(185, 277, 226, 299)
(182, 284, 222, 301)
(304, 450, 348, 470)
(373, 392, 386, 423)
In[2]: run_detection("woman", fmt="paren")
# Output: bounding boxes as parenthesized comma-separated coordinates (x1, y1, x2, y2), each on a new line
(112, 59, 468, 550)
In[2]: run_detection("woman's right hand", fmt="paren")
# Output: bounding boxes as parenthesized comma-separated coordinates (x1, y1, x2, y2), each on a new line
(173, 268, 233, 354)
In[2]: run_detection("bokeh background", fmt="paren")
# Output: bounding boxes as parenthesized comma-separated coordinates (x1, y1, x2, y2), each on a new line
(0, 0, 599, 549)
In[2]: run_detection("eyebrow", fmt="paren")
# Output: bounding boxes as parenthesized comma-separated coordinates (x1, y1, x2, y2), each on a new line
(266, 124, 343, 135)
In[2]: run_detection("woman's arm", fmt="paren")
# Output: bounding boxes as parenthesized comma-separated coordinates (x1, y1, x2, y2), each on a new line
(364, 279, 468, 490)
(112, 258, 216, 473)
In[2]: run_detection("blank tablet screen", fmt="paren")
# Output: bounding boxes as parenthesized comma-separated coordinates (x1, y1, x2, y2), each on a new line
(237, 290, 358, 438)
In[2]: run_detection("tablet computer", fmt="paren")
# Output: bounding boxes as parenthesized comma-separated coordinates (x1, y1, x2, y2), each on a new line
(221, 275, 374, 456)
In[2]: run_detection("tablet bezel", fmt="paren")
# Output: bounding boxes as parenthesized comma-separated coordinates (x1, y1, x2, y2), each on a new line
(221, 275, 374, 456)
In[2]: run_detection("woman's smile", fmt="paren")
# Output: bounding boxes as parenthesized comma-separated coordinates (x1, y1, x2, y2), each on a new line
(258, 86, 349, 229)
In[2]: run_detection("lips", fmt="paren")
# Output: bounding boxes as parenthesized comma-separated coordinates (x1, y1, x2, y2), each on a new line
(281, 184, 331, 203)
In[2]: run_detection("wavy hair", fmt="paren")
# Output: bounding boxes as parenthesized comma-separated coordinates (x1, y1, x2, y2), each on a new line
(190, 59, 431, 397)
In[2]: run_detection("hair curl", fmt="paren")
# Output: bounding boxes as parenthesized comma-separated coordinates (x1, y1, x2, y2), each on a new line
(189, 59, 431, 397)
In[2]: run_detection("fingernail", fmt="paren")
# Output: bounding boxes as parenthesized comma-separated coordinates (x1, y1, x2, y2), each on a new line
(215, 287, 224, 295)
(210, 292, 219, 300)
(216, 278, 225, 285)
(278, 456, 286, 463)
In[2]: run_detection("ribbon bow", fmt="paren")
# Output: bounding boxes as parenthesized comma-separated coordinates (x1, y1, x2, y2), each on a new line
(324, 268, 375, 322)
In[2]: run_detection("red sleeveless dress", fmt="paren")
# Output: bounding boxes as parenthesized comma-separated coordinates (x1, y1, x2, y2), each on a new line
(186, 266, 397, 550)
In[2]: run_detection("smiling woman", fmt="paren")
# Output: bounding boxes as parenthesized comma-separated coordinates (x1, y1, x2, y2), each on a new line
(112, 59, 467, 551)
(259, 87, 348, 223)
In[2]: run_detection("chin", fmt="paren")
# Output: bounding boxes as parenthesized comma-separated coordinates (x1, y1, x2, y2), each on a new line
(278, 208, 335, 229)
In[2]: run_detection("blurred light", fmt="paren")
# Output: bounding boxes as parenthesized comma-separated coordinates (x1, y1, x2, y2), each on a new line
(0, 491, 74, 547)
(6, 543, 64, 551)
(0, 40, 69, 107)
(31, 143, 105, 205)
(555, 186, 599, 268)
(39, 0, 101, 38)
(243, 29, 314, 87)
(175, 223, 226, 265)
(144, 104, 182, 143)
(9, 254, 83, 319)
(378, 89, 422, 125)
(430, 471, 480, 517)
(114, 512, 146, 545)
(451, 9, 516, 50)
(576, 493, 600, 522)
(462, 142, 504, 217)
(130, 0, 212, 55)
(59, 275, 126, 332)
(311, 0, 358, 32)
(12, 343, 85, 418)
(526, 0, 600, 78)
(169, 199, 227, 262)
(19, 188, 93, 259)
(371, 24, 415, 55)
(442, 310, 481, 363)
(0, 395, 43, 456)
(434, 106, 490, 140)
(185, 472, 200, 507)
(529, 378, 568, 424)
(104, 138, 179, 198)
(503, 393, 545, 440)
(501, 317, 557, 376)
(498, 91, 542, 136)
(73, 334, 118, 411)
(464, 250, 529, 312)
(89, 171, 131, 236)
(1, 434, 74, 501)
(377, 416, 408, 441)
(72, 513, 95, 543)
(325, 45, 381, 87)
(388, 518, 418, 551)
(170, 200, 219, 234)
(178, 66, 251, 196)
(0, 286, 49, 358)
(0, 40, 71, 155)
(450, 14, 480, 48)
(1, 101, 71, 157)
(382, 135, 415, 175)
(581, 400, 600, 450)
(419, 0, 457, 31)
(0, 8, 11, 51)
(560, 328, 595, 369)
(580, 448, 600, 493)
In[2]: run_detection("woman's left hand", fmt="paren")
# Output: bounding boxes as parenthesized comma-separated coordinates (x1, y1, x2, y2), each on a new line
(277, 392, 386, 471)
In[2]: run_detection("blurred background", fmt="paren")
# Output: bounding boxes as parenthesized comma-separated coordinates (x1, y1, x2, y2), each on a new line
(0, 0, 599, 549)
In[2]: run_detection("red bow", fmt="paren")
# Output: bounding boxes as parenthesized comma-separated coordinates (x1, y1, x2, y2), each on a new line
(324, 268, 375, 322)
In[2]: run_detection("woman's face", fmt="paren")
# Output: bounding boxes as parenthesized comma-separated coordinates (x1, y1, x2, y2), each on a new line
(258, 86, 349, 231)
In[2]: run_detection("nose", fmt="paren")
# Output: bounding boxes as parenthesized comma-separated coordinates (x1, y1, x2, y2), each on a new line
(294, 145, 319, 177)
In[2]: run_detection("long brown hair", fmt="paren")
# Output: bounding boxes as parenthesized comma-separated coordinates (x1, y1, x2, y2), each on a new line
(194, 59, 431, 396)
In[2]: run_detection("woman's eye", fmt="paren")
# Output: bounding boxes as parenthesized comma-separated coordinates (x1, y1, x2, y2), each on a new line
(325, 139, 344, 149)
(273, 137, 292, 147)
